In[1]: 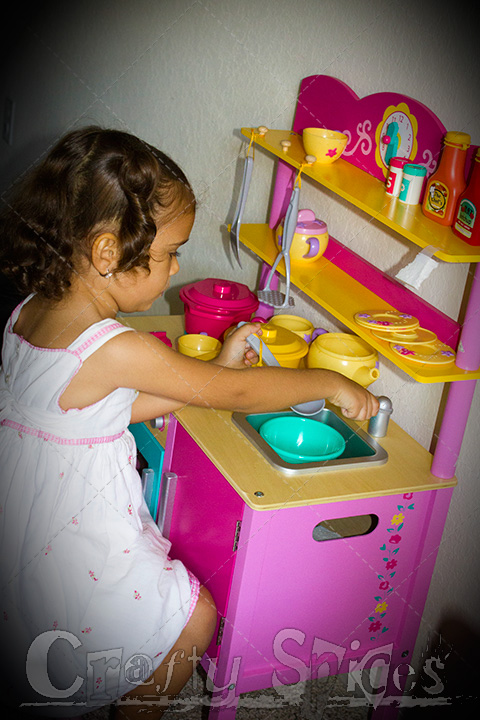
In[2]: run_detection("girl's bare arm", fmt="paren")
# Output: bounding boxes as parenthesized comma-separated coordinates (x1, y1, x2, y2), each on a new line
(114, 329, 379, 422)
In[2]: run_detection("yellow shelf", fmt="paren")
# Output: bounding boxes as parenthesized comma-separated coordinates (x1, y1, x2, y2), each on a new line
(242, 128, 480, 264)
(240, 223, 480, 384)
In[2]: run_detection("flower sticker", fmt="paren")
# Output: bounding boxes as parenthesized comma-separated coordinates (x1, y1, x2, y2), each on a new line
(89, 570, 98, 582)
(369, 495, 416, 641)
(394, 345, 415, 356)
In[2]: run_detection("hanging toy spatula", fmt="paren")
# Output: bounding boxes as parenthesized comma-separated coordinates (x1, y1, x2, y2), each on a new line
(256, 185, 299, 309)
(229, 154, 253, 268)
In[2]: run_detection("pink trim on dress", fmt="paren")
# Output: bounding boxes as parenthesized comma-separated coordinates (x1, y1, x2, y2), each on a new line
(11, 333, 74, 354)
(72, 323, 125, 356)
(1, 419, 124, 446)
(185, 570, 201, 625)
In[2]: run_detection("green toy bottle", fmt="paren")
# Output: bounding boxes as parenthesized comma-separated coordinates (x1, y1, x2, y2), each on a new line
(453, 148, 480, 246)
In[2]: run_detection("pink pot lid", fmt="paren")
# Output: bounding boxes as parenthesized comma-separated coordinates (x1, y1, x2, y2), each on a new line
(294, 209, 327, 235)
(180, 278, 259, 311)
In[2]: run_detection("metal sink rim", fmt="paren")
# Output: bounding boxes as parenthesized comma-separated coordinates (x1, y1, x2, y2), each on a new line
(232, 408, 388, 475)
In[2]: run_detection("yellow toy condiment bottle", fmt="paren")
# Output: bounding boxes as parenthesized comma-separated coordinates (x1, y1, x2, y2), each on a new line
(422, 131, 470, 226)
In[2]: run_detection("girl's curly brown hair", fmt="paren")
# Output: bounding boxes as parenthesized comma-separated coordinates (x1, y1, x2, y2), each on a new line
(0, 126, 195, 301)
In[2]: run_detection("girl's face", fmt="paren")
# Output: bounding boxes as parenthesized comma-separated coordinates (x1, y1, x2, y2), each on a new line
(112, 208, 194, 313)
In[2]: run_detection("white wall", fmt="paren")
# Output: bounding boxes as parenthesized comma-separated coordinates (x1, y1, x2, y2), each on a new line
(1, 0, 479, 687)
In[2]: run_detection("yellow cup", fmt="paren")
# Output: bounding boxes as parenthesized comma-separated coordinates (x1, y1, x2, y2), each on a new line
(269, 314, 315, 343)
(177, 334, 222, 361)
(302, 128, 348, 164)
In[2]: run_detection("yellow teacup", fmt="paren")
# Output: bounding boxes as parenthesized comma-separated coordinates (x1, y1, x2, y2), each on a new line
(302, 128, 348, 164)
(269, 314, 315, 344)
(177, 334, 222, 361)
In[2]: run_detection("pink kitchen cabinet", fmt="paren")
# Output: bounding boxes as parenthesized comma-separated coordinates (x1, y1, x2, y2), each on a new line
(156, 416, 453, 719)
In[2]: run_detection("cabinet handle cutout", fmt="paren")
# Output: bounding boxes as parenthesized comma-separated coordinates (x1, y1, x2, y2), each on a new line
(312, 514, 378, 541)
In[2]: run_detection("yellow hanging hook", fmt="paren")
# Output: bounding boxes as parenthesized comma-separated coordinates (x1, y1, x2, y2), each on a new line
(246, 129, 256, 159)
(294, 164, 306, 189)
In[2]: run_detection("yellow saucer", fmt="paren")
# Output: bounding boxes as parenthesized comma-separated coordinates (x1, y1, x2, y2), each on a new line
(390, 340, 456, 365)
(372, 326, 437, 344)
(354, 310, 419, 332)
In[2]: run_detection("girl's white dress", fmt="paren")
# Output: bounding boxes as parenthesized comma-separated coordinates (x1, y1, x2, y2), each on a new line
(0, 296, 199, 716)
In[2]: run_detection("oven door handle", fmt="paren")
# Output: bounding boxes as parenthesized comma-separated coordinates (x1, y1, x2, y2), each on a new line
(157, 471, 178, 538)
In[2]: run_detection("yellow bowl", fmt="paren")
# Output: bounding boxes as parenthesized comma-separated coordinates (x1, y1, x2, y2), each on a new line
(302, 128, 348, 164)
(177, 334, 222, 361)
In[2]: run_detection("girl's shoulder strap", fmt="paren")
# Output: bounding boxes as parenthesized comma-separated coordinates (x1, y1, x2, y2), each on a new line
(69, 319, 135, 362)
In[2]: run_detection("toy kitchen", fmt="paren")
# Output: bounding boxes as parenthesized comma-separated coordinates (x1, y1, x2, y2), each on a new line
(125, 75, 480, 719)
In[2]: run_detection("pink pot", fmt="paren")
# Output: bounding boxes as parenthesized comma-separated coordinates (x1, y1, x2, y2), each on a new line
(179, 278, 259, 339)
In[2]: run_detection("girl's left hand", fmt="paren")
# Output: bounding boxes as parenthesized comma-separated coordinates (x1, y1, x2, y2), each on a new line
(212, 322, 262, 369)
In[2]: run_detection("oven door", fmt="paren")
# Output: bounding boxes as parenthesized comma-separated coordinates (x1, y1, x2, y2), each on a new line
(129, 422, 164, 522)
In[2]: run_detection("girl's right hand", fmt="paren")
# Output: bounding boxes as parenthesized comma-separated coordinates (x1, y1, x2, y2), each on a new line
(327, 375, 379, 421)
(214, 322, 262, 368)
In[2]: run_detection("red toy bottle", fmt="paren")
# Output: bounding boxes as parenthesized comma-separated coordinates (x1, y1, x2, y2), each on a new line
(422, 131, 470, 226)
(452, 148, 480, 245)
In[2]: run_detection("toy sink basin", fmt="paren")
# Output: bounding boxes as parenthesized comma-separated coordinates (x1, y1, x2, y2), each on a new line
(232, 407, 388, 475)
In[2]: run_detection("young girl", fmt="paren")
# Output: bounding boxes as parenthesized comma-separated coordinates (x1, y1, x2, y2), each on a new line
(0, 127, 378, 719)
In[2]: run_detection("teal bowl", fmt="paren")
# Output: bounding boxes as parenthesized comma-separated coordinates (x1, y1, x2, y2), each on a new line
(259, 416, 345, 464)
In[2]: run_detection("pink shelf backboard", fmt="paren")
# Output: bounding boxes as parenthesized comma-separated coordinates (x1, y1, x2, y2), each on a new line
(293, 75, 477, 183)
(293, 75, 450, 181)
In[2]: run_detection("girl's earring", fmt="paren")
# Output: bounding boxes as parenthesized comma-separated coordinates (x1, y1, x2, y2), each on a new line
(99, 269, 113, 279)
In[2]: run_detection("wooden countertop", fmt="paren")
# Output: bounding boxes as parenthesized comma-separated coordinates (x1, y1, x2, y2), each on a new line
(122, 314, 457, 510)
